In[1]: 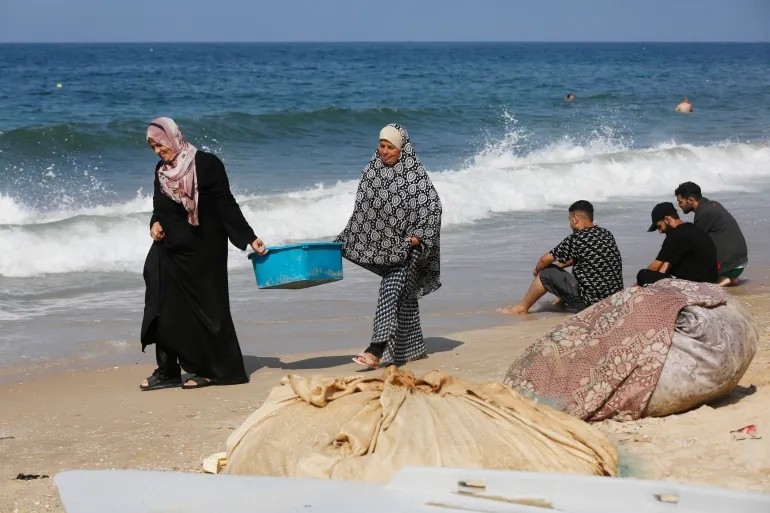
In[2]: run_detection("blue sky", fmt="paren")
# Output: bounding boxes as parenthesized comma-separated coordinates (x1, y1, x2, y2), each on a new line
(1, 0, 768, 43)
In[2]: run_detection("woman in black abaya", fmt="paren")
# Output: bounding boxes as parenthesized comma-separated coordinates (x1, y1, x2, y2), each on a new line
(139, 117, 267, 390)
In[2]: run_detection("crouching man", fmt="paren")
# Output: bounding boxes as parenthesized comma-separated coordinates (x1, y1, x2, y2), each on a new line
(637, 202, 717, 286)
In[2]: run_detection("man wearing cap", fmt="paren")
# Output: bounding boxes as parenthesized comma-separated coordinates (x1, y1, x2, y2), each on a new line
(674, 181, 748, 286)
(636, 202, 718, 286)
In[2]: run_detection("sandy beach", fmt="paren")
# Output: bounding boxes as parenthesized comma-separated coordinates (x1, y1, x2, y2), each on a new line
(1, 289, 769, 512)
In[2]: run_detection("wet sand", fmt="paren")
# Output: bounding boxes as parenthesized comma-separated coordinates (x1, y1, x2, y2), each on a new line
(1, 291, 769, 512)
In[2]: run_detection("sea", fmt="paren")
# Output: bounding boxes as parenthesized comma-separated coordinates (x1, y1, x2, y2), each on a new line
(1, 42, 769, 382)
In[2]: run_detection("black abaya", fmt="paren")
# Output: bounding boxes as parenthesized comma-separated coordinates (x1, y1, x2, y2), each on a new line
(141, 151, 256, 384)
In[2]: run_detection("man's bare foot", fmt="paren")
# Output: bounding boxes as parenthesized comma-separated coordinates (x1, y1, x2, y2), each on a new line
(497, 304, 529, 314)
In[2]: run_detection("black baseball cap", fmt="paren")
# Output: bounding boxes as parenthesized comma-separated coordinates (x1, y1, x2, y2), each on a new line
(648, 202, 678, 232)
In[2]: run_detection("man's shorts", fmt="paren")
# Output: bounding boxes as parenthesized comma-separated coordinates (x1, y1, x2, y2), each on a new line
(720, 264, 746, 279)
(539, 266, 587, 309)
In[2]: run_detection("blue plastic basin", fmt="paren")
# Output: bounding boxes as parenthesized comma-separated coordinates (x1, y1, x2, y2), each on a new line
(247, 242, 343, 289)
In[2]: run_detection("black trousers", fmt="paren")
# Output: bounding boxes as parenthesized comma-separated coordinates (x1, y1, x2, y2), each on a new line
(636, 269, 669, 287)
(155, 344, 181, 378)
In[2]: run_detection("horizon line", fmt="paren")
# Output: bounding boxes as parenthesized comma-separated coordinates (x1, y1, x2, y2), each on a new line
(1, 40, 768, 45)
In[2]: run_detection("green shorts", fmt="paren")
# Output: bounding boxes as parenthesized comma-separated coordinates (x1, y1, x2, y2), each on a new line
(720, 265, 746, 278)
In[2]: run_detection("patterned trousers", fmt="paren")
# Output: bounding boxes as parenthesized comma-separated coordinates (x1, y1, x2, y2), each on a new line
(366, 247, 427, 366)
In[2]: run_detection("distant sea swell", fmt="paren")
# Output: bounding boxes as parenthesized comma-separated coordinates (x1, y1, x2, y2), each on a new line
(0, 107, 480, 153)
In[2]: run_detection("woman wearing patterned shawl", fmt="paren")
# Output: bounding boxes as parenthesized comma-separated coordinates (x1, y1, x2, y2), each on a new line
(337, 124, 442, 369)
(139, 117, 268, 391)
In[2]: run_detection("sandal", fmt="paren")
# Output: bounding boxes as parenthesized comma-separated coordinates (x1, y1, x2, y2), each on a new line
(139, 369, 182, 391)
(181, 375, 215, 390)
(352, 352, 380, 370)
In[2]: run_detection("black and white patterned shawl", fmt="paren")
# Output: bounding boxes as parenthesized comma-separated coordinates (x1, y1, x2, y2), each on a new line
(336, 124, 442, 298)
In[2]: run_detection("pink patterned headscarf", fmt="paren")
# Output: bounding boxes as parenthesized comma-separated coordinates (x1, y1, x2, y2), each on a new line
(147, 117, 199, 226)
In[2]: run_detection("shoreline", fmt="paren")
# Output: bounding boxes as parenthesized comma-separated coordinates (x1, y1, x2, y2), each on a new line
(0, 304, 523, 387)
(2, 290, 769, 511)
(2, 274, 768, 387)
(3, 190, 769, 385)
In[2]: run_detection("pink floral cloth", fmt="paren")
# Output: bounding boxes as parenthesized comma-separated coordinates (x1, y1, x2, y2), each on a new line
(504, 279, 726, 421)
(147, 117, 199, 226)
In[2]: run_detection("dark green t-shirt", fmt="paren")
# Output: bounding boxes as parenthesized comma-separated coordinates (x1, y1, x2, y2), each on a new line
(694, 198, 748, 272)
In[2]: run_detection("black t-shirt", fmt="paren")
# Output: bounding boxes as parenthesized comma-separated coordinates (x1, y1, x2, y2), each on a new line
(656, 223, 718, 283)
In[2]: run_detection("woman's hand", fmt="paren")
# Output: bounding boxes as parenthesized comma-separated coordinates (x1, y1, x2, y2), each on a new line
(408, 236, 421, 247)
(251, 238, 268, 255)
(150, 221, 165, 241)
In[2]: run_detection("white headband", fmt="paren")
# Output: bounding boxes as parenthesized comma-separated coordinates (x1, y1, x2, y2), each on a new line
(379, 126, 403, 150)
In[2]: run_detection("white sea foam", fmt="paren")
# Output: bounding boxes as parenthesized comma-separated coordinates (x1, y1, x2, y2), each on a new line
(1, 137, 769, 278)
(0, 193, 34, 225)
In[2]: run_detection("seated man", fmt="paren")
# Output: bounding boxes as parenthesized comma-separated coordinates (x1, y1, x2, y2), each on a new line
(499, 200, 623, 314)
(675, 181, 748, 286)
(637, 202, 718, 286)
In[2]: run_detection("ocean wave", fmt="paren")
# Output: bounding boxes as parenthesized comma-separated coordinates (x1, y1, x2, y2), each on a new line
(0, 120, 147, 152)
(1, 136, 769, 278)
(0, 107, 464, 153)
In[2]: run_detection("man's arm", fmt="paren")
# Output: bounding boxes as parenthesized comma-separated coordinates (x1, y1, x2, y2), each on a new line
(533, 253, 556, 276)
(541, 234, 575, 276)
(633, 260, 670, 286)
(656, 230, 686, 272)
(647, 260, 668, 272)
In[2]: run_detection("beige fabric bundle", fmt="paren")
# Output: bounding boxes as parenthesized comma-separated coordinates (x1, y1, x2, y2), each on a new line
(225, 367, 618, 482)
(646, 296, 757, 417)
